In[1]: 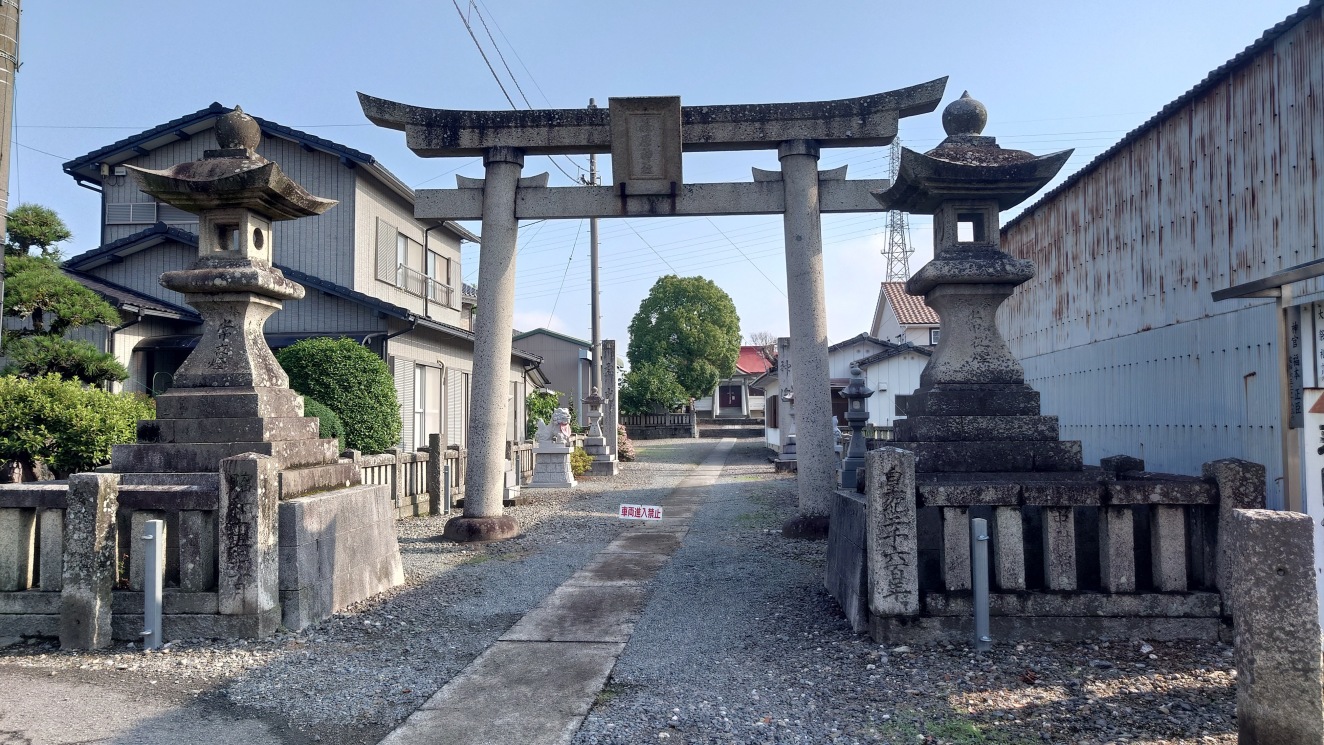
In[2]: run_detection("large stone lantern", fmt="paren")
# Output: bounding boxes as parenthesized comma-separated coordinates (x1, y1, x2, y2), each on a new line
(837, 362, 874, 489)
(873, 93, 1076, 473)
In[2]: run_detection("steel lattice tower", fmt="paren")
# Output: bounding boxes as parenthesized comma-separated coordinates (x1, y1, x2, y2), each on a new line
(882, 138, 914, 281)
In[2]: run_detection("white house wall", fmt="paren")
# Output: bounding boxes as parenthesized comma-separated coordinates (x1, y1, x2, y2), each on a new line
(863, 355, 926, 428)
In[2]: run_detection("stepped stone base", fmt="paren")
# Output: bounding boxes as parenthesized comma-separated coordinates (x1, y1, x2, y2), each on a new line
(113, 438, 340, 473)
(895, 415, 1058, 442)
(139, 416, 319, 444)
(908, 384, 1040, 417)
(154, 387, 305, 420)
(892, 440, 1082, 473)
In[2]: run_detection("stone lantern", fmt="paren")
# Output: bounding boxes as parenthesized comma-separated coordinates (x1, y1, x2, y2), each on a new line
(837, 362, 874, 489)
(583, 387, 606, 441)
(873, 93, 1077, 473)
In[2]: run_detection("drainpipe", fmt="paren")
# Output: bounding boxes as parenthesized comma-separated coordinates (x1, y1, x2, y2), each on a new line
(380, 316, 418, 363)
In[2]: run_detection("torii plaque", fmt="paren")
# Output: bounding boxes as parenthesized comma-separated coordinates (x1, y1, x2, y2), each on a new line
(360, 79, 947, 542)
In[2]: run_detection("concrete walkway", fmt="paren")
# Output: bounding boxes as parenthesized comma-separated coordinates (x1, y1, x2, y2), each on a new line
(379, 438, 735, 745)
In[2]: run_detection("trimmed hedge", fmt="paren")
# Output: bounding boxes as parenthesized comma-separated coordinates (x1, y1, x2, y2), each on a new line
(302, 397, 346, 451)
(276, 338, 400, 454)
(0, 374, 154, 476)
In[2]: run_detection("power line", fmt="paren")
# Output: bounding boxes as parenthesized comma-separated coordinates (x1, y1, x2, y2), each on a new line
(451, 0, 516, 109)
(704, 217, 786, 297)
(621, 220, 679, 275)
(470, 1, 533, 109)
(547, 219, 585, 326)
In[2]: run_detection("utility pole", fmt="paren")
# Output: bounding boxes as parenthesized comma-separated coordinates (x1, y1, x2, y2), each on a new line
(0, 0, 18, 349)
(584, 98, 602, 394)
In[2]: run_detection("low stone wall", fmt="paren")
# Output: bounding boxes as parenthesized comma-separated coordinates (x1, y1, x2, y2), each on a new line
(623, 412, 698, 440)
(826, 448, 1266, 643)
(278, 483, 404, 630)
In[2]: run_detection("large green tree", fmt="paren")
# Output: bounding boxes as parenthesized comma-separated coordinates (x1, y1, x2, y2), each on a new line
(626, 275, 741, 401)
(5, 203, 73, 259)
(2, 255, 127, 386)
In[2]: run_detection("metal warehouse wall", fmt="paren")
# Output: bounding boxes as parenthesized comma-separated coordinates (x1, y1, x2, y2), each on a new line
(1001, 4, 1324, 509)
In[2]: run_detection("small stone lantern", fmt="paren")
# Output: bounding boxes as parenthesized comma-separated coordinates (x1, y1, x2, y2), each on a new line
(583, 386, 606, 442)
(837, 362, 874, 489)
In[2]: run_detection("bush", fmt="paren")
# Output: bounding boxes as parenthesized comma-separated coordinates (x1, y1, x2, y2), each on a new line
(570, 445, 594, 477)
(302, 397, 345, 451)
(276, 337, 400, 454)
(617, 423, 636, 462)
(0, 374, 154, 476)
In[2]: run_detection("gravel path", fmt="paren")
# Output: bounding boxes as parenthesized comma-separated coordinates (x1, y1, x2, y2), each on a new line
(0, 437, 1239, 745)
(0, 438, 713, 745)
(572, 439, 1238, 745)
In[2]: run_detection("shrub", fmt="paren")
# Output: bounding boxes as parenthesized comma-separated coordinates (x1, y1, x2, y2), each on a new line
(276, 337, 400, 454)
(617, 424, 636, 462)
(570, 445, 594, 477)
(0, 374, 154, 476)
(302, 397, 346, 451)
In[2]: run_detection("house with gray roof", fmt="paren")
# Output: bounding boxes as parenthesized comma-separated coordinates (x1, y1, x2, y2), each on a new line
(60, 103, 545, 451)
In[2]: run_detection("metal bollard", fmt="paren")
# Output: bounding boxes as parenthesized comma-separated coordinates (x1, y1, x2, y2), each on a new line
(971, 516, 992, 652)
(443, 463, 452, 514)
(141, 519, 165, 650)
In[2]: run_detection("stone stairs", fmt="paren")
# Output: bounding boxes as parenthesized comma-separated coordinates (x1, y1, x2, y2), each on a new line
(697, 417, 764, 439)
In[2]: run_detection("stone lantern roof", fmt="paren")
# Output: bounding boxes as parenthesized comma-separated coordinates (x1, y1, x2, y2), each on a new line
(872, 92, 1073, 214)
(125, 107, 337, 220)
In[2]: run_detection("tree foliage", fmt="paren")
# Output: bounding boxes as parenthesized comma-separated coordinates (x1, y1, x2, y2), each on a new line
(276, 337, 400, 454)
(526, 388, 559, 440)
(619, 361, 687, 415)
(5, 204, 73, 259)
(626, 275, 741, 400)
(0, 374, 154, 476)
(2, 255, 125, 385)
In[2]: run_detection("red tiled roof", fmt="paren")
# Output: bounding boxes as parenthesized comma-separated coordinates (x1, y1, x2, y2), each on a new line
(736, 345, 774, 375)
(881, 282, 940, 325)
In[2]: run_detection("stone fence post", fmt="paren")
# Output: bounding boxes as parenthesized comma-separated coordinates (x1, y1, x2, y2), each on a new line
(218, 454, 280, 637)
(427, 434, 443, 515)
(866, 447, 918, 618)
(1203, 458, 1267, 614)
(1228, 509, 1323, 744)
(59, 473, 119, 650)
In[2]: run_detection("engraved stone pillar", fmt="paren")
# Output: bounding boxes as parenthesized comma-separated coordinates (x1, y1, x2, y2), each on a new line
(1042, 507, 1077, 591)
(447, 146, 524, 542)
(779, 139, 834, 539)
(941, 507, 972, 591)
(602, 340, 619, 455)
(866, 447, 919, 617)
(993, 506, 1025, 591)
(1203, 458, 1267, 613)
(1099, 506, 1136, 593)
(59, 473, 119, 650)
(217, 453, 280, 637)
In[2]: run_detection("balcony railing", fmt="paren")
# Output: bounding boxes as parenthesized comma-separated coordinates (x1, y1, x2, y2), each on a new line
(397, 264, 453, 307)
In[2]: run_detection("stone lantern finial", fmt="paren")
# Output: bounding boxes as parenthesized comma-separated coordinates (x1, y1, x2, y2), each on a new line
(941, 91, 987, 137)
(214, 106, 262, 155)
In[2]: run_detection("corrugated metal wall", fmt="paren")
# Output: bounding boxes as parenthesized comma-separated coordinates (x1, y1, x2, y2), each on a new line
(1001, 7, 1324, 509)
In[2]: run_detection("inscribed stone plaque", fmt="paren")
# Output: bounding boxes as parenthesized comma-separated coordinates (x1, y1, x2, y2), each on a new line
(609, 97, 682, 195)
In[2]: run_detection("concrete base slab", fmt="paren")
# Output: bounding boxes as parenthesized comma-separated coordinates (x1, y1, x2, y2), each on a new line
(381, 641, 624, 745)
(500, 585, 646, 642)
(564, 552, 671, 586)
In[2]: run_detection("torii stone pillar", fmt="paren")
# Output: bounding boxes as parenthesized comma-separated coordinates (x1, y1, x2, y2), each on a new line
(778, 140, 835, 538)
(444, 146, 525, 542)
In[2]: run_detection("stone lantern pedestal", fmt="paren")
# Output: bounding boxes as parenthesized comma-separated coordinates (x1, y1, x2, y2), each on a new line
(582, 387, 619, 476)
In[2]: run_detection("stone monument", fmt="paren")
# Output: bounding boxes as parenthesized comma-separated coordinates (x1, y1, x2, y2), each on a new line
(582, 386, 618, 476)
(527, 409, 577, 489)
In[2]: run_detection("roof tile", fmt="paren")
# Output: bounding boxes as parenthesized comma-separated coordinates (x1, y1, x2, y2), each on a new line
(881, 282, 940, 325)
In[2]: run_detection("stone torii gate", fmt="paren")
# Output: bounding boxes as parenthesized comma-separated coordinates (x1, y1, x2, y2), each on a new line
(360, 79, 946, 542)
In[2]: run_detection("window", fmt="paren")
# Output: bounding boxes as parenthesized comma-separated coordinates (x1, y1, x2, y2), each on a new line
(929, 328, 941, 346)
(426, 252, 453, 306)
(413, 364, 443, 449)
(106, 202, 158, 225)
(397, 234, 409, 287)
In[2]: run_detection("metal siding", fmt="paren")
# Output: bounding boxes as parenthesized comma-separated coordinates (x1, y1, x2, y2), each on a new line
(86, 241, 196, 308)
(1003, 11, 1322, 506)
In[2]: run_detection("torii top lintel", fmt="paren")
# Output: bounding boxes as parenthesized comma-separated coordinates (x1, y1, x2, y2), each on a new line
(357, 78, 946, 158)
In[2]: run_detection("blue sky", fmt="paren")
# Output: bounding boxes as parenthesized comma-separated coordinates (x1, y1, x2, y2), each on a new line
(11, 0, 1307, 351)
